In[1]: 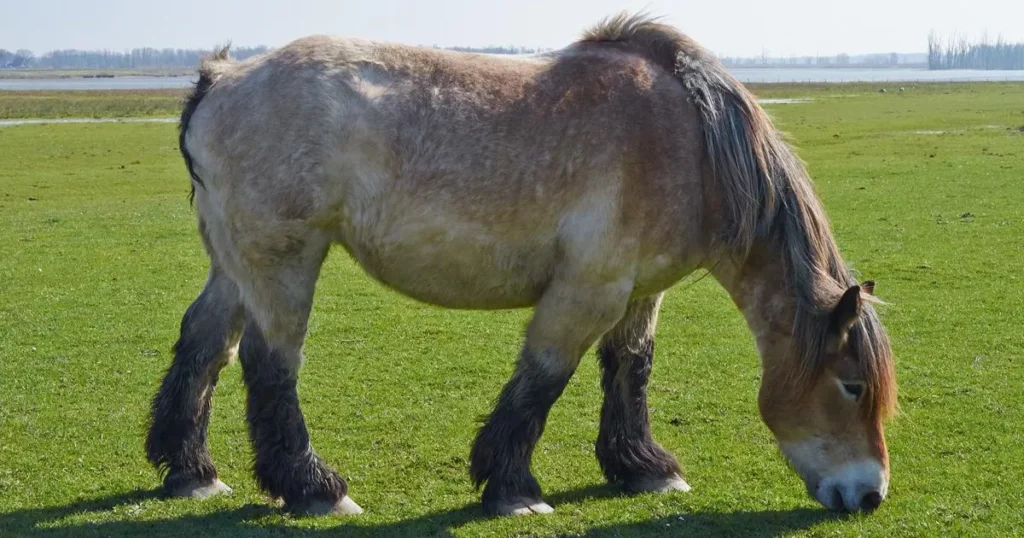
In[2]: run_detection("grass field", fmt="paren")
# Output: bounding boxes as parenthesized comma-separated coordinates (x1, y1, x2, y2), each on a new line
(1, 82, 1022, 537)
(0, 90, 184, 120)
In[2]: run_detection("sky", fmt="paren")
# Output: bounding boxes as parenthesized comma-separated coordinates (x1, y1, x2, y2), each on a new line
(3, 0, 1024, 57)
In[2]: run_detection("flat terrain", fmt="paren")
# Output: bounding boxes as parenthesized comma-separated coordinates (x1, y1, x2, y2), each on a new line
(0, 70, 193, 80)
(0, 82, 1022, 536)
(0, 90, 184, 120)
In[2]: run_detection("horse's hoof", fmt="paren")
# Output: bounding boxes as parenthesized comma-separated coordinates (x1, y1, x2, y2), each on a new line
(293, 496, 364, 516)
(167, 478, 233, 499)
(486, 497, 554, 516)
(626, 473, 692, 494)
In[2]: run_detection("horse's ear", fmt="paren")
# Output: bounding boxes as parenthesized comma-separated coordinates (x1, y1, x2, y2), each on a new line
(829, 285, 862, 337)
(861, 280, 875, 296)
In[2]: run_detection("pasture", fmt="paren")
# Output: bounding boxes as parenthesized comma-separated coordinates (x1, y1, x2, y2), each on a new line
(0, 82, 1022, 536)
(0, 90, 182, 120)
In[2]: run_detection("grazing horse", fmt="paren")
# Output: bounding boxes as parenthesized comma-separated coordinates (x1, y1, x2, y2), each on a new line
(146, 12, 897, 516)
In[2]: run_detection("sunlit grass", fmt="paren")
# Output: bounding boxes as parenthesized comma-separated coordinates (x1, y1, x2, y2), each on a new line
(0, 90, 185, 119)
(0, 83, 1022, 536)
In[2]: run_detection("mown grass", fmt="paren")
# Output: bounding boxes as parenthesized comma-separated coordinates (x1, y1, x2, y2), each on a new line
(0, 90, 185, 120)
(0, 83, 1022, 537)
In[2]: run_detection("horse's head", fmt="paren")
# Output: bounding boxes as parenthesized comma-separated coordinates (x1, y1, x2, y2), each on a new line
(757, 281, 896, 512)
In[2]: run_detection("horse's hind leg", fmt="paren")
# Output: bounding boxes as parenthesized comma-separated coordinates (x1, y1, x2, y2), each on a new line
(146, 266, 244, 498)
(594, 293, 689, 493)
(232, 233, 361, 516)
(470, 279, 632, 516)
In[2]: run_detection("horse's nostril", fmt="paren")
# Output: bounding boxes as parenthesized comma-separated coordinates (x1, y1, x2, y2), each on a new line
(859, 490, 883, 512)
(829, 487, 845, 512)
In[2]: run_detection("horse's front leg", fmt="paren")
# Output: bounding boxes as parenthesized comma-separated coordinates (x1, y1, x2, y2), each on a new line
(594, 293, 689, 493)
(469, 279, 632, 516)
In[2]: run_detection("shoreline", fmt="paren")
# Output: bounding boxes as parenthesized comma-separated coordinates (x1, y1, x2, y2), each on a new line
(3, 66, 1024, 85)
(2, 81, 1022, 121)
(0, 69, 193, 80)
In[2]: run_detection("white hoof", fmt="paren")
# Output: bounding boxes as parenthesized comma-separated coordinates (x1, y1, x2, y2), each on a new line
(297, 496, 364, 516)
(168, 478, 233, 499)
(490, 498, 554, 516)
(627, 473, 692, 493)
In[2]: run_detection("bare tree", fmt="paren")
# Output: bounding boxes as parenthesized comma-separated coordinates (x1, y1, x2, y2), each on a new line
(11, 49, 34, 67)
(929, 31, 1023, 70)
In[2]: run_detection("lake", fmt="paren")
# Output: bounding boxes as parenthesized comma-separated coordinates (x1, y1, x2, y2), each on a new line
(0, 76, 198, 91)
(728, 67, 1024, 84)
(2, 67, 1023, 91)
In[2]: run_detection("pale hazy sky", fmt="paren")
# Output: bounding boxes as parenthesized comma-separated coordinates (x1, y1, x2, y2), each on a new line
(3, 0, 1024, 57)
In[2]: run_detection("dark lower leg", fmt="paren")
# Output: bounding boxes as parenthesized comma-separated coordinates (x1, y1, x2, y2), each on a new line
(146, 278, 241, 495)
(469, 348, 572, 514)
(595, 338, 681, 488)
(239, 320, 348, 512)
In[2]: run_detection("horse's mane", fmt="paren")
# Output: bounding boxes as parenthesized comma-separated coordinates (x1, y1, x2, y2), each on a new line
(580, 12, 896, 419)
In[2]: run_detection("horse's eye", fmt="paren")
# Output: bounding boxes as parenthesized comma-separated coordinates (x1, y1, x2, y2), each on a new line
(841, 382, 865, 401)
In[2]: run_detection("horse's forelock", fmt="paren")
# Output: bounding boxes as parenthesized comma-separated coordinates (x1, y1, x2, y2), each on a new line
(790, 300, 895, 419)
(850, 304, 898, 419)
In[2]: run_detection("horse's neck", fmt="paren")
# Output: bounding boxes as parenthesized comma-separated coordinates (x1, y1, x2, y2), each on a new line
(711, 244, 797, 354)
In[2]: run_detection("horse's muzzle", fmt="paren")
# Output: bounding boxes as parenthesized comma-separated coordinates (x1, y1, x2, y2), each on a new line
(810, 461, 888, 512)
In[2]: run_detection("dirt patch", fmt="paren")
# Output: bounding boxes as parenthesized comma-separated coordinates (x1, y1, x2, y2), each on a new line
(758, 98, 813, 104)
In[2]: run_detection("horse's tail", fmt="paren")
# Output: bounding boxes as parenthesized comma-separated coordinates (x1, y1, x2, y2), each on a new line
(580, 12, 815, 256)
(180, 45, 232, 203)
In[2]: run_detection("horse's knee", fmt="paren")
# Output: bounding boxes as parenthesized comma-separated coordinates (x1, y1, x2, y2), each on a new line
(180, 272, 243, 355)
(237, 318, 303, 381)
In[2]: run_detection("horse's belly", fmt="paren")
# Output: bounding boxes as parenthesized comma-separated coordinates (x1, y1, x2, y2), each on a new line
(340, 221, 558, 309)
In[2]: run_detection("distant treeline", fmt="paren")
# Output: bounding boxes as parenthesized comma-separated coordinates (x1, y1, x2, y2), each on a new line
(0, 44, 550, 70)
(0, 46, 269, 70)
(928, 33, 1024, 70)
(443, 45, 552, 55)
(0, 49, 35, 68)
(720, 52, 927, 68)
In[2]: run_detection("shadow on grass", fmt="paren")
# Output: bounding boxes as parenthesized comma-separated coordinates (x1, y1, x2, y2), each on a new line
(0, 484, 843, 537)
(576, 508, 842, 537)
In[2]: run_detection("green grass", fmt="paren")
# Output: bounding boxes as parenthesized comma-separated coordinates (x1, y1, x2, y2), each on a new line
(1, 83, 1022, 537)
(0, 90, 185, 120)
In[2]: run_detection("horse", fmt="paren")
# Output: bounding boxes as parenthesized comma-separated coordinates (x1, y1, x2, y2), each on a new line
(145, 12, 897, 517)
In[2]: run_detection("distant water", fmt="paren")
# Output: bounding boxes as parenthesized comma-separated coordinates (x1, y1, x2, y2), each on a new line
(728, 67, 1024, 83)
(2, 68, 1023, 91)
(0, 76, 196, 91)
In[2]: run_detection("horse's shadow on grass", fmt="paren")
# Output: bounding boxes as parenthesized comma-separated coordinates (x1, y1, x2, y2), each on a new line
(0, 484, 844, 537)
